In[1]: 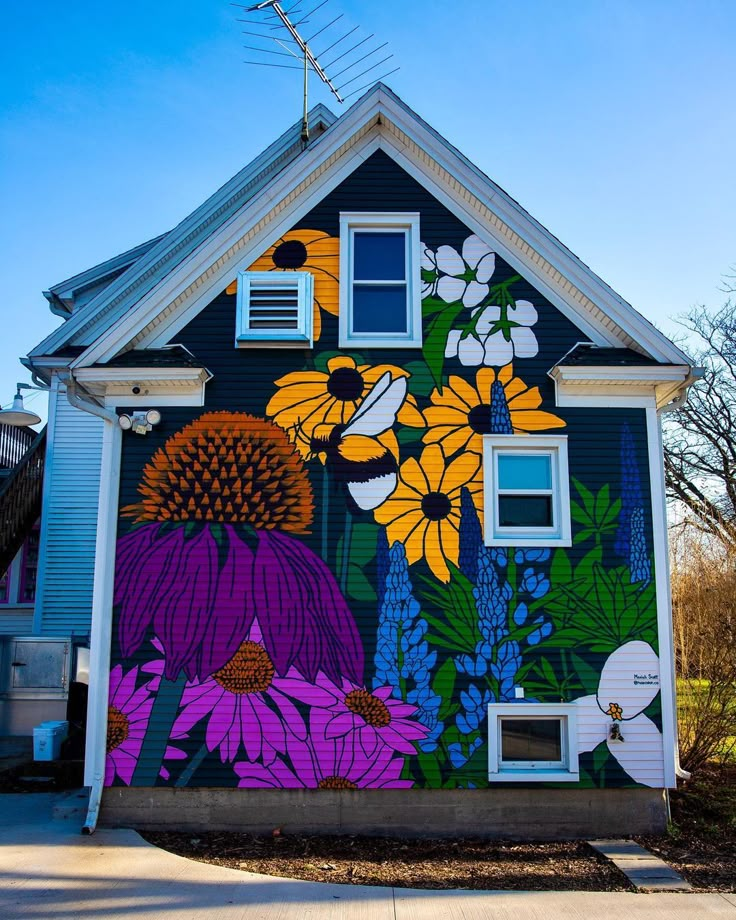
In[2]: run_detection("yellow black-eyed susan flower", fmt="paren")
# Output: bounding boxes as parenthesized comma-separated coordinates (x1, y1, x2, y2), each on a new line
(422, 365, 566, 457)
(373, 444, 482, 583)
(267, 355, 424, 458)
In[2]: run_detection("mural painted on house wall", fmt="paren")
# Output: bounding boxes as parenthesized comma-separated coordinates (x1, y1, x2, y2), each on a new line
(107, 213, 663, 791)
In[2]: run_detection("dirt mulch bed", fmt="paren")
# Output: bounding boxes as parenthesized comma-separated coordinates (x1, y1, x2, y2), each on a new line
(142, 832, 631, 891)
(636, 765, 736, 892)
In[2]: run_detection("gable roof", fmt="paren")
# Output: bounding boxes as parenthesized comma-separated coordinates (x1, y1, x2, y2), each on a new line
(28, 84, 691, 370)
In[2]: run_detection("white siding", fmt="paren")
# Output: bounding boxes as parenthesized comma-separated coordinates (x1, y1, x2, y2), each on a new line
(34, 377, 103, 638)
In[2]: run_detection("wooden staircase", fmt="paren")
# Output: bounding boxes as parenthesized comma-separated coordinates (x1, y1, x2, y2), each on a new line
(0, 425, 46, 575)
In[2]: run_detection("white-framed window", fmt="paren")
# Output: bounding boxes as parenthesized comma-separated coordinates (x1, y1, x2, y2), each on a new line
(235, 270, 313, 347)
(488, 703, 579, 782)
(339, 212, 422, 348)
(483, 434, 571, 547)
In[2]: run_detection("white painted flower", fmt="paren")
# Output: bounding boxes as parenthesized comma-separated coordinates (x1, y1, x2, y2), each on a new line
(576, 641, 664, 787)
(444, 299, 540, 367)
(421, 244, 439, 298)
(435, 235, 496, 308)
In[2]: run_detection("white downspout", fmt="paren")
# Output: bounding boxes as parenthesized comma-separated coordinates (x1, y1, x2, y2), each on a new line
(657, 382, 701, 783)
(59, 373, 122, 833)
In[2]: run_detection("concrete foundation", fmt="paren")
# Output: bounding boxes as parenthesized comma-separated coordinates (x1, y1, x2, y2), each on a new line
(101, 786, 669, 839)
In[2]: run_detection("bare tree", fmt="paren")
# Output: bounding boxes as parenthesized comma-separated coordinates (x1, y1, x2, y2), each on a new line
(665, 285, 736, 551)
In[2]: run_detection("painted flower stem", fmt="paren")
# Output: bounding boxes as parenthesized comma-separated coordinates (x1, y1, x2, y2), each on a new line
(175, 742, 209, 788)
(321, 465, 329, 563)
(339, 509, 353, 595)
(131, 673, 187, 786)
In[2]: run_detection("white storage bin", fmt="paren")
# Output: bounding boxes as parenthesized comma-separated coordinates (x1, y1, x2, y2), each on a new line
(33, 720, 68, 761)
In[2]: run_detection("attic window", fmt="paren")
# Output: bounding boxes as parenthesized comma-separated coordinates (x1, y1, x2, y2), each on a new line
(236, 271, 313, 347)
(339, 213, 422, 348)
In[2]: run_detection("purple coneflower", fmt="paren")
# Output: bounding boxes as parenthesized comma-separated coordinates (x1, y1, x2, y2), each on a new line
(114, 412, 364, 685)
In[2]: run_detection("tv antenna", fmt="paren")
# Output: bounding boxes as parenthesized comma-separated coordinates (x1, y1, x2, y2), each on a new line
(234, 0, 399, 145)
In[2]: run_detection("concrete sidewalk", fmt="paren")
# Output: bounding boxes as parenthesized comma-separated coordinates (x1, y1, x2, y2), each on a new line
(0, 794, 735, 920)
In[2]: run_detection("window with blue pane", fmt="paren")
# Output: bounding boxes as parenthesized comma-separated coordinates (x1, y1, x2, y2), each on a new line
(483, 436, 571, 547)
(339, 213, 422, 347)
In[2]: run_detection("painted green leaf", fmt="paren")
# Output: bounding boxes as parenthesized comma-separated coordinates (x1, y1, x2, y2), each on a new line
(432, 657, 458, 699)
(347, 564, 377, 602)
(550, 548, 573, 585)
(570, 652, 601, 696)
(417, 751, 442, 788)
(403, 360, 437, 398)
(423, 302, 464, 388)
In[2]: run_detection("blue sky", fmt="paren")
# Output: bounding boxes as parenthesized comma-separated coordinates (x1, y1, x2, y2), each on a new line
(2, 0, 734, 425)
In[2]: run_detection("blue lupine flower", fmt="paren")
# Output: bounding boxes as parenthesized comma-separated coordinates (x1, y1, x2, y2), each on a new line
(520, 568, 550, 599)
(455, 653, 488, 678)
(474, 546, 513, 648)
(490, 547, 508, 567)
(513, 602, 529, 627)
(514, 548, 551, 564)
(491, 379, 513, 433)
(615, 423, 651, 585)
(448, 742, 468, 769)
(374, 540, 445, 744)
(527, 618, 553, 646)
(491, 640, 522, 701)
(457, 683, 492, 734)
(459, 486, 483, 583)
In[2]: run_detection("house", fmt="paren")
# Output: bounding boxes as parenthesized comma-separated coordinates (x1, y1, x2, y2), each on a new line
(23, 84, 696, 838)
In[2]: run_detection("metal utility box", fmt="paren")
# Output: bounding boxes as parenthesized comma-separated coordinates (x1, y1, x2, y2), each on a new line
(0, 637, 72, 735)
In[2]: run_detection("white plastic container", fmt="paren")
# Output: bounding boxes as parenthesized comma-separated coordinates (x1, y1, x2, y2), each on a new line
(33, 720, 69, 761)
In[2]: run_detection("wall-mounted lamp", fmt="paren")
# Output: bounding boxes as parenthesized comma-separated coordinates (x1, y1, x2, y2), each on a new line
(0, 383, 44, 427)
(118, 409, 162, 435)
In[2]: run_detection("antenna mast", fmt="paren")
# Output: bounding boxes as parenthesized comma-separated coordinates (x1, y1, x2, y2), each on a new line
(237, 0, 398, 145)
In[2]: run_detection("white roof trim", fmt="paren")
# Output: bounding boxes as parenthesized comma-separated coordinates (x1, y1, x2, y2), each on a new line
(31, 84, 690, 369)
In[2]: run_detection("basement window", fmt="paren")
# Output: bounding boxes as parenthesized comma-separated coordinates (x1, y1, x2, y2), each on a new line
(236, 271, 313, 347)
(488, 703, 579, 782)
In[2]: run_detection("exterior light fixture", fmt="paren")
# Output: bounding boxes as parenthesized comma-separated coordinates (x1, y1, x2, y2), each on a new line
(0, 383, 44, 427)
(118, 410, 162, 435)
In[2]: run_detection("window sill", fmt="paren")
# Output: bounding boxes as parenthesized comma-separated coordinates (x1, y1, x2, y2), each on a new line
(484, 537, 572, 548)
(488, 770, 580, 783)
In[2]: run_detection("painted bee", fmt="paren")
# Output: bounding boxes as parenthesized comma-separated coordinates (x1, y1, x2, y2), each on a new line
(306, 372, 407, 511)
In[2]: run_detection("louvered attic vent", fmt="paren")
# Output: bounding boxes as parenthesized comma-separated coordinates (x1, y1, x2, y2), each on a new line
(236, 271, 314, 347)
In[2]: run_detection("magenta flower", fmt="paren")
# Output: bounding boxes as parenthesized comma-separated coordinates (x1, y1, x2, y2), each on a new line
(105, 664, 156, 786)
(284, 673, 430, 758)
(170, 621, 315, 764)
(233, 716, 414, 789)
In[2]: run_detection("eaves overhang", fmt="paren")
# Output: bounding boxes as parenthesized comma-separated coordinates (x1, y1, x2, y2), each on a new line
(549, 362, 700, 410)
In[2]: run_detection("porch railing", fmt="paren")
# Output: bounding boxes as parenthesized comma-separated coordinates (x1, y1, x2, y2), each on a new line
(0, 428, 46, 576)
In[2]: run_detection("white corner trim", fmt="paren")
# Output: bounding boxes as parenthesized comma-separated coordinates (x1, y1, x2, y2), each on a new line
(646, 406, 678, 789)
(83, 418, 122, 789)
(32, 373, 60, 635)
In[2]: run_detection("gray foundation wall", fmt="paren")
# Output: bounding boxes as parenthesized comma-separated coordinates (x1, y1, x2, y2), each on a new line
(101, 787, 668, 839)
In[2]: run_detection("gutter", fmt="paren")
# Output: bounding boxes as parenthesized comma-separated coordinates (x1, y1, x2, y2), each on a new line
(59, 371, 121, 834)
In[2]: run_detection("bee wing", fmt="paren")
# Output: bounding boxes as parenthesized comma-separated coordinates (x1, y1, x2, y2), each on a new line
(347, 372, 393, 423)
(347, 472, 397, 511)
(343, 375, 407, 438)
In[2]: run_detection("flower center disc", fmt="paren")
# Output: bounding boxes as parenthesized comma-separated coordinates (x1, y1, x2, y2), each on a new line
(421, 491, 452, 521)
(272, 240, 308, 269)
(213, 641, 275, 695)
(327, 367, 365, 401)
(318, 776, 358, 790)
(467, 403, 492, 434)
(107, 706, 130, 752)
(344, 688, 391, 727)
